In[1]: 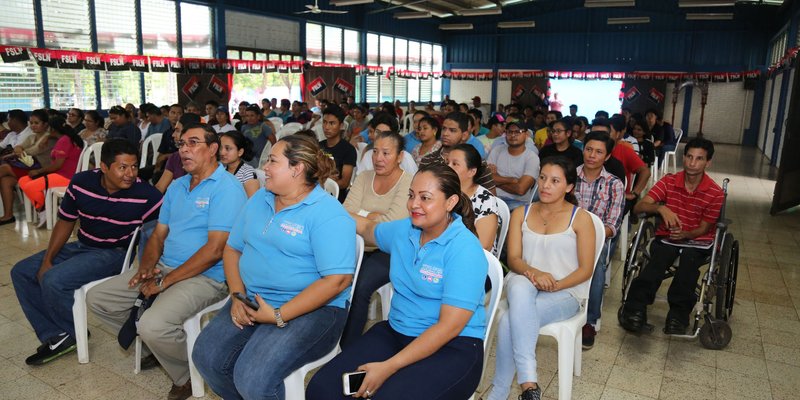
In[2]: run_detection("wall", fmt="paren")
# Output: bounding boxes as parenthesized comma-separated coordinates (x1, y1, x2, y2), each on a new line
(758, 80, 773, 153)
(225, 11, 299, 53)
(684, 82, 752, 145)
(448, 69, 493, 105)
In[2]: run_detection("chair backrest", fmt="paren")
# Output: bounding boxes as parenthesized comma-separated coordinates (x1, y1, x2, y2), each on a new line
(483, 250, 505, 346)
(257, 141, 273, 169)
(75, 145, 91, 173)
(254, 168, 266, 188)
(268, 117, 284, 131)
(578, 212, 607, 300)
(494, 198, 511, 258)
(347, 235, 366, 304)
(522, 182, 538, 204)
(121, 227, 141, 274)
(313, 123, 325, 142)
(80, 142, 104, 171)
(673, 128, 684, 146)
(140, 133, 163, 168)
(323, 178, 339, 198)
(401, 113, 414, 134)
(278, 122, 304, 139)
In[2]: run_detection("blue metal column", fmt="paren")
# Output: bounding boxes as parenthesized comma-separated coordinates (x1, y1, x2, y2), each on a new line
(33, 0, 50, 108)
(359, 30, 367, 103)
(88, 0, 101, 110)
(214, 0, 226, 59)
(743, 76, 766, 147)
(771, 68, 793, 164)
(135, 0, 145, 105)
(762, 77, 776, 152)
(175, 0, 183, 58)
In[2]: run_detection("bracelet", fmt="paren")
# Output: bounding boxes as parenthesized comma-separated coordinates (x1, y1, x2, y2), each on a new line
(357, 209, 370, 217)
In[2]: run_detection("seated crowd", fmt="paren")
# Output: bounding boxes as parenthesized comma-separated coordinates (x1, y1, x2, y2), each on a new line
(0, 94, 717, 400)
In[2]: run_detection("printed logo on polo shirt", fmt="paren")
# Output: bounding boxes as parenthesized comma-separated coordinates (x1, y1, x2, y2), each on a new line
(195, 197, 210, 209)
(419, 264, 443, 284)
(280, 221, 304, 237)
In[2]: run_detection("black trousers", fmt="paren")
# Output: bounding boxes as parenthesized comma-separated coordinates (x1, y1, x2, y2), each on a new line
(625, 239, 711, 324)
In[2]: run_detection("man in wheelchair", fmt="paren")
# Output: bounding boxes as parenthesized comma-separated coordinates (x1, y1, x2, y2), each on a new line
(619, 138, 724, 335)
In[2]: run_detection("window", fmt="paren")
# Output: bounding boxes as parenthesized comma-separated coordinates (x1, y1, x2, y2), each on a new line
(366, 33, 379, 103)
(142, 0, 178, 105)
(305, 23, 322, 62)
(324, 26, 342, 64)
(379, 36, 393, 103)
(42, 0, 96, 108)
(364, 33, 442, 104)
(432, 45, 443, 102)
(96, 0, 141, 109)
(393, 39, 407, 103)
(0, 0, 44, 110)
(407, 41, 421, 103)
(344, 29, 360, 65)
(181, 3, 214, 59)
(419, 42, 432, 102)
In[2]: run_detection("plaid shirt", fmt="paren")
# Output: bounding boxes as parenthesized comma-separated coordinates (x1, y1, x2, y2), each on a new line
(575, 165, 625, 238)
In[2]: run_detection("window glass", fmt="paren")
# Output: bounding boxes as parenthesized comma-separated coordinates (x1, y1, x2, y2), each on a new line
(141, 0, 178, 57)
(306, 23, 322, 62)
(228, 49, 302, 115)
(0, 0, 43, 110)
(380, 36, 393, 103)
(96, 0, 141, 109)
(432, 45, 443, 102)
(324, 26, 342, 64)
(42, 0, 96, 108)
(344, 29, 360, 65)
(181, 3, 213, 58)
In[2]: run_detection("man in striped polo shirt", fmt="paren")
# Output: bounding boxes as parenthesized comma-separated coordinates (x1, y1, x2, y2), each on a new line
(620, 137, 724, 335)
(11, 139, 163, 366)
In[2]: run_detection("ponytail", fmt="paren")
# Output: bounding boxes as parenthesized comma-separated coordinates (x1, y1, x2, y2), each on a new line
(455, 192, 477, 236)
(280, 134, 337, 186)
(314, 149, 336, 184)
(417, 163, 479, 237)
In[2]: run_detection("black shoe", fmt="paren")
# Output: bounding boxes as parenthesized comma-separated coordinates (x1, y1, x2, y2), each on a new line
(25, 333, 77, 365)
(0, 216, 15, 226)
(167, 379, 192, 400)
(664, 318, 688, 335)
(620, 309, 647, 332)
(518, 386, 541, 400)
(140, 354, 160, 370)
(582, 323, 596, 350)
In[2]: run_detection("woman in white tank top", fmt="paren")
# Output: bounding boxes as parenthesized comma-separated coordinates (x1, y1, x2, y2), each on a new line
(487, 156, 597, 400)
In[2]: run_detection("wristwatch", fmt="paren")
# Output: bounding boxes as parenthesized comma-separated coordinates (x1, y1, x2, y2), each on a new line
(274, 308, 287, 328)
(155, 276, 164, 292)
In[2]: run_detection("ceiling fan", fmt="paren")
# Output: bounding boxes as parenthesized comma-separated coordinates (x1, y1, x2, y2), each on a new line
(295, 0, 348, 14)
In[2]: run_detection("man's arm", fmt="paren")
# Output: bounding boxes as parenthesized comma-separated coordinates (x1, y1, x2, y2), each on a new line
(496, 175, 535, 196)
(140, 230, 229, 296)
(36, 219, 76, 281)
(130, 222, 168, 286)
(629, 165, 651, 199)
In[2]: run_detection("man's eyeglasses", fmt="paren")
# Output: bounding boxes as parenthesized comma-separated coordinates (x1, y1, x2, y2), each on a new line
(552, 128, 568, 134)
(176, 138, 208, 149)
(506, 129, 524, 136)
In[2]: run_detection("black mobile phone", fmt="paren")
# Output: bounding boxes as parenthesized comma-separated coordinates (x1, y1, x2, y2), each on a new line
(342, 371, 367, 396)
(232, 292, 259, 310)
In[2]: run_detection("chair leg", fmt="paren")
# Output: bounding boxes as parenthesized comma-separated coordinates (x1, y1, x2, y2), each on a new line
(619, 214, 629, 266)
(73, 288, 90, 364)
(283, 370, 305, 400)
(45, 189, 53, 230)
(134, 337, 142, 374)
(557, 332, 575, 400)
(184, 316, 206, 398)
(573, 330, 582, 377)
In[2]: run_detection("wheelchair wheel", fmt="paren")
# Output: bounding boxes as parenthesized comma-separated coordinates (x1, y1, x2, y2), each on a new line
(622, 220, 655, 299)
(699, 320, 732, 350)
(714, 233, 738, 321)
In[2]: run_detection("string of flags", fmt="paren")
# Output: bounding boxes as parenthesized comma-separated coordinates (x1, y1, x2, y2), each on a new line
(2, 45, 798, 82)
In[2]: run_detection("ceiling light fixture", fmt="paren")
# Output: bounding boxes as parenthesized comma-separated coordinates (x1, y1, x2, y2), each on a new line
(459, 7, 502, 16)
(678, 1, 735, 7)
(439, 23, 474, 30)
(330, 0, 374, 6)
(498, 21, 536, 28)
(607, 16, 650, 24)
(394, 11, 432, 19)
(585, 0, 636, 8)
(686, 12, 734, 19)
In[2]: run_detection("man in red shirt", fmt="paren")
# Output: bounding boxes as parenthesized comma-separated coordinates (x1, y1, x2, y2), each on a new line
(609, 114, 650, 208)
(620, 138, 724, 335)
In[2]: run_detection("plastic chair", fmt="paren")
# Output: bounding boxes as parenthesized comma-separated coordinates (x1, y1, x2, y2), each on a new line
(268, 117, 284, 132)
(254, 168, 266, 188)
(312, 123, 325, 142)
(74, 227, 140, 364)
(46, 143, 103, 230)
(400, 113, 414, 135)
(491, 212, 605, 400)
(257, 141, 273, 169)
(277, 123, 304, 139)
(662, 128, 683, 177)
(140, 133, 163, 168)
(181, 235, 366, 398)
(618, 176, 629, 267)
(323, 178, 340, 199)
(495, 198, 511, 259)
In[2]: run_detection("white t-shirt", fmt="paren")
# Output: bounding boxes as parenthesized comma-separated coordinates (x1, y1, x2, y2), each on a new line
(213, 123, 237, 134)
(487, 145, 540, 204)
(0, 126, 33, 148)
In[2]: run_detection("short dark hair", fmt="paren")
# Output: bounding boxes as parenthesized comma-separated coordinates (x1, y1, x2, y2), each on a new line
(145, 104, 162, 116)
(8, 109, 28, 125)
(684, 137, 715, 160)
(220, 130, 255, 162)
(583, 131, 616, 154)
(31, 108, 50, 124)
(590, 118, 610, 132)
(322, 104, 346, 124)
(101, 139, 139, 167)
(645, 108, 661, 119)
(609, 114, 626, 133)
(467, 108, 483, 122)
(451, 143, 483, 184)
(595, 110, 609, 119)
(444, 112, 470, 133)
(182, 123, 220, 149)
(569, 104, 578, 110)
(413, 110, 430, 118)
(369, 111, 399, 132)
(170, 103, 184, 112)
(85, 110, 104, 128)
(205, 100, 219, 108)
(374, 130, 405, 155)
(108, 105, 130, 118)
(418, 116, 441, 139)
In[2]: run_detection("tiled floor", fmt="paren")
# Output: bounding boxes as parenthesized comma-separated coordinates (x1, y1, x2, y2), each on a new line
(1, 144, 799, 399)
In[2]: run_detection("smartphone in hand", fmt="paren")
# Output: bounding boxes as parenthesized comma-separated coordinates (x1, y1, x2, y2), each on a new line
(232, 292, 259, 310)
(342, 371, 367, 396)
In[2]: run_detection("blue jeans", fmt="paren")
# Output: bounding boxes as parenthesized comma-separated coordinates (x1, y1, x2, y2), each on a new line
(307, 321, 484, 400)
(192, 301, 346, 400)
(340, 250, 391, 349)
(587, 240, 612, 325)
(10, 241, 126, 342)
(488, 274, 580, 400)
(501, 197, 529, 212)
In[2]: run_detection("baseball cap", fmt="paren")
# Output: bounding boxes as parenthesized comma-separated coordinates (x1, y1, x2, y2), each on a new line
(471, 96, 481, 102)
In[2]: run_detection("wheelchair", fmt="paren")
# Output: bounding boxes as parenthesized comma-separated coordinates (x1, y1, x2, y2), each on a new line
(617, 178, 739, 349)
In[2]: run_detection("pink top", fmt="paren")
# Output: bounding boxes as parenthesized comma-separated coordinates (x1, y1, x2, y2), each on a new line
(51, 135, 82, 179)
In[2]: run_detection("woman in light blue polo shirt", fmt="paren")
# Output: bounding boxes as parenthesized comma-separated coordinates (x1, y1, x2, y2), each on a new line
(306, 164, 488, 400)
(192, 135, 357, 400)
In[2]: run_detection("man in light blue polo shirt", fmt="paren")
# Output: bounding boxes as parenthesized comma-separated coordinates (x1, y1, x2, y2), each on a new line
(88, 124, 247, 400)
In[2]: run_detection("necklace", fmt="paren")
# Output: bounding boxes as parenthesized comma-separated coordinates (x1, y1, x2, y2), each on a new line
(537, 205, 550, 226)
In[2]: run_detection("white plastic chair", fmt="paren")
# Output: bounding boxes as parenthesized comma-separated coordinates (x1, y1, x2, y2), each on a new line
(400, 113, 414, 135)
(495, 198, 511, 259)
(323, 178, 339, 199)
(312, 123, 325, 142)
(46, 143, 103, 230)
(618, 176, 630, 267)
(492, 212, 605, 400)
(277, 122, 303, 139)
(254, 168, 266, 188)
(181, 235, 366, 398)
(140, 133, 162, 168)
(268, 117, 284, 132)
(74, 227, 140, 364)
(662, 128, 683, 177)
(257, 141, 273, 169)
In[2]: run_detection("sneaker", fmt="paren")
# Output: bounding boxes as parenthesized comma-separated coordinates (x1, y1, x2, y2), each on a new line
(167, 379, 193, 400)
(25, 333, 76, 365)
(519, 386, 541, 400)
(582, 323, 597, 350)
